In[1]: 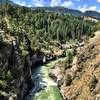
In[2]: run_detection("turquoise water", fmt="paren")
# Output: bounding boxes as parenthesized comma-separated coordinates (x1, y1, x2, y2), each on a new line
(30, 58, 65, 100)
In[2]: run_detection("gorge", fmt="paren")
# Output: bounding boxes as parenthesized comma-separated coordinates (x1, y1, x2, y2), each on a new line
(0, 0, 100, 100)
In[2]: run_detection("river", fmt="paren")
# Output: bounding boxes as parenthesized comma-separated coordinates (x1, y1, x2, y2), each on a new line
(26, 58, 66, 100)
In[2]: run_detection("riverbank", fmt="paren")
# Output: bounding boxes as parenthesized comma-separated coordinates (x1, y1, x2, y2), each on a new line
(26, 58, 66, 100)
(49, 31, 100, 100)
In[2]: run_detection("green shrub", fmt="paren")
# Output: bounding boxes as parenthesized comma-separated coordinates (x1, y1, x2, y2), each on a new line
(64, 51, 74, 69)
(6, 71, 13, 82)
(65, 74, 72, 86)
(0, 80, 7, 89)
(0, 70, 13, 83)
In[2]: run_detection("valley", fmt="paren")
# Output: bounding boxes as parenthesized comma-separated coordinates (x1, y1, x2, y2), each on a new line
(0, 0, 100, 100)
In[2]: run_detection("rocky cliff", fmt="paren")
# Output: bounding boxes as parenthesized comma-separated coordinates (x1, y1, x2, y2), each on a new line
(0, 31, 34, 100)
(0, 29, 66, 100)
(50, 31, 100, 100)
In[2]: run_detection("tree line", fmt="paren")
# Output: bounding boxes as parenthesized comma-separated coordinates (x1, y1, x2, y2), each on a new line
(0, 3, 96, 48)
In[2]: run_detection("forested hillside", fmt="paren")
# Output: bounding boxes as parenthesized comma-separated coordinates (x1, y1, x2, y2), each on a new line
(0, 2, 99, 100)
(31, 7, 100, 19)
(0, 3, 96, 50)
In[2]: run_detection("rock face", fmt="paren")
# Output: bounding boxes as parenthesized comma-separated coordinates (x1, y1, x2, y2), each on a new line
(0, 29, 67, 100)
(31, 48, 66, 68)
(50, 31, 100, 100)
(0, 35, 34, 100)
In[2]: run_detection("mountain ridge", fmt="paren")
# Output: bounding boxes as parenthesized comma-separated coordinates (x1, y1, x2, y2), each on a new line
(0, 0, 14, 4)
(31, 6, 100, 19)
(0, 0, 100, 19)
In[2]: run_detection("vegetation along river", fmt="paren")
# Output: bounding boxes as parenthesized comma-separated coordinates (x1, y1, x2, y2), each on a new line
(26, 58, 66, 100)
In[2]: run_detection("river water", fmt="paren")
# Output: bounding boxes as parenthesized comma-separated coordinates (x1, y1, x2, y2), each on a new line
(27, 58, 65, 100)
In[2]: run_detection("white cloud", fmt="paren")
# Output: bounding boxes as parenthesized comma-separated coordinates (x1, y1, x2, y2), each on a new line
(14, 0, 26, 6)
(78, 5, 97, 12)
(88, 6, 97, 11)
(13, 0, 74, 8)
(20, 1, 25, 6)
(97, 0, 100, 2)
(32, 0, 44, 7)
(51, 0, 61, 7)
(78, 4, 87, 12)
(60, 1, 74, 8)
(51, 0, 74, 8)
(27, 5, 32, 7)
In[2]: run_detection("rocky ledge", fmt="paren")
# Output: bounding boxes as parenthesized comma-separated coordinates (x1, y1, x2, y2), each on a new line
(0, 30, 35, 100)
(49, 31, 100, 100)
(0, 29, 66, 100)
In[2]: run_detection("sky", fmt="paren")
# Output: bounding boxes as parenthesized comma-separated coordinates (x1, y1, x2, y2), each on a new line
(11, 0, 100, 12)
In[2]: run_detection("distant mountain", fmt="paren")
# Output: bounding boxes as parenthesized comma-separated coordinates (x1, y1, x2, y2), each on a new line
(0, 0, 14, 4)
(31, 7, 100, 19)
(0, 0, 100, 19)
(31, 6, 83, 16)
(84, 11, 100, 19)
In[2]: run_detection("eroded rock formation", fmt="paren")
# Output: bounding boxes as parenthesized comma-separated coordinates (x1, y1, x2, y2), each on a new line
(50, 31, 100, 100)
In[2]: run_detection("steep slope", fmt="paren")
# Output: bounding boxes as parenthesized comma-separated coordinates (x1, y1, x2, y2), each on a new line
(0, 30, 34, 100)
(50, 31, 100, 100)
(0, 2, 99, 100)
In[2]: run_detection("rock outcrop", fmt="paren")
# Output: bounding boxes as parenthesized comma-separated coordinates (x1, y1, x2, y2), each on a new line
(0, 32, 34, 100)
(50, 31, 100, 100)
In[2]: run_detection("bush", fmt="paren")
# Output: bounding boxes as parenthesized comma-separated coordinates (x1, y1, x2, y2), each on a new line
(0, 80, 7, 89)
(90, 32, 95, 38)
(64, 51, 74, 69)
(6, 71, 13, 82)
(0, 70, 13, 83)
(68, 51, 74, 63)
(65, 74, 72, 86)
(89, 75, 98, 91)
(0, 70, 13, 91)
